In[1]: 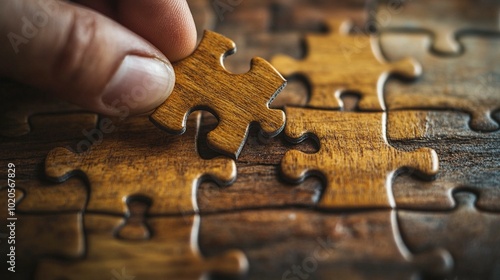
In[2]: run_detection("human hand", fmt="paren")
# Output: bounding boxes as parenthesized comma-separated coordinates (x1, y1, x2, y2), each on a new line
(0, 0, 197, 115)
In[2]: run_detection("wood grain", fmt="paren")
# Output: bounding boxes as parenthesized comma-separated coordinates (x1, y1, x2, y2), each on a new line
(398, 191, 500, 279)
(44, 114, 236, 215)
(197, 112, 321, 212)
(372, 0, 500, 54)
(36, 213, 248, 280)
(199, 209, 451, 280)
(150, 30, 286, 159)
(280, 107, 438, 209)
(0, 194, 82, 280)
(0, 1, 499, 279)
(380, 32, 500, 132)
(0, 80, 85, 137)
(0, 114, 96, 212)
(271, 19, 420, 111)
(388, 110, 500, 211)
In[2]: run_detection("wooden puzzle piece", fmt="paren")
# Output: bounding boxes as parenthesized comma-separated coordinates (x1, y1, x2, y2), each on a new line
(388, 110, 500, 211)
(381, 33, 500, 132)
(150, 30, 286, 159)
(398, 191, 500, 279)
(200, 209, 452, 279)
(372, 0, 500, 54)
(0, 80, 84, 137)
(0, 114, 96, 212)
(280, 107, 438, 209)
(0, 189, 83, 279)
(271, 0, 368, 33)
(36, 212, 248, 279)
(45, 114, 236, 215)
(115, 197, 151, 241)
(271, 19, 420, 111)
(196, 112, 320, 212)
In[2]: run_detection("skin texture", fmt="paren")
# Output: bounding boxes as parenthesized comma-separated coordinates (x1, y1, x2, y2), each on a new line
(0, 0, 197, 115)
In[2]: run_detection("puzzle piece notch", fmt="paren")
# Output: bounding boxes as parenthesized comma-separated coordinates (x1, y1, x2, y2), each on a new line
(0, 113, 97, 213)
(36, 213, 248, 279)
(281, 107, 438, 209)
(374, 0, 500, 54)
(45, 114, 236, 215)
(399, 191, 500, 278)
(381, 32, 500, 132)
(151, 30, 286, 159)
(0, 206, 83, 279)
(199, 209, 452, 278)
(115, 197, 152, 240)
(271, 19, 421, 111)
(387, 110, 500, 211)
(0, 81, 85, 137)
(390, 210, 453, 275)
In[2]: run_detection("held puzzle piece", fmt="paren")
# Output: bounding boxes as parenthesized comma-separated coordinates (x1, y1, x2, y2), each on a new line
(150, 30, 286, 159)
(372, 0, 500, 54)
(271, 19, 420, 111)
(280, 107, 439, 209)
(45, 114, 236, 215)
(398, 192, 500, 279)
(36, 212, 248, 279)
(381, 33, 500, 132)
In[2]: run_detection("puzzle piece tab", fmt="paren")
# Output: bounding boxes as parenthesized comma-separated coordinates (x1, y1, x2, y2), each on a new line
(200, 209, 452, 279)
(399, 192, 500, 279)
(281, 107, 438, 209)
(381, 33, 500, 132)
(36, 213, 248, 279)
(388, 110, 500, 211)
(0, 190, 82, 279)
(0, 81, 84, 137)
(0, 114, 96, 212)
(373, 0, 500, 54)
(150, 30, 286, 159)
(271, 19, 420, 111)
(45, 114, 236, 215)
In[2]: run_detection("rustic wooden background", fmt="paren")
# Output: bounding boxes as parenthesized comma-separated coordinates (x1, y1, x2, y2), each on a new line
(1, 0, 499, 279)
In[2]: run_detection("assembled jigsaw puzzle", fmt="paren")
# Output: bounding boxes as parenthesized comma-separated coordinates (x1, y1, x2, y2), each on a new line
(0, 0, 499, 279)
(45, 114, 236, 215)
(280, 107, 438, 209)
(372, 0, 500, 54)
(381, 32, 500, 131)
(271, 19, 420, 111)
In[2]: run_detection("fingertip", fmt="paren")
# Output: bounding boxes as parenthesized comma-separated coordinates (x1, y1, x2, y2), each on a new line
(118, 0, 198, 62)
(100, 55, 175, 116)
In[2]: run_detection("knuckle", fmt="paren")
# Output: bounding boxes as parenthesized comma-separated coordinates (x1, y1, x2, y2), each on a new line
(52, 9, 98, 83)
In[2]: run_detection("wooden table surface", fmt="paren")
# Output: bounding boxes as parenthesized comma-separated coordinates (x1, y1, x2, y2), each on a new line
(1, 0, 499, 279)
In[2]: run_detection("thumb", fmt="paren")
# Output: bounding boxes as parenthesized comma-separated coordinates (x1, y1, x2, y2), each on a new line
(0, 0, 175, 116)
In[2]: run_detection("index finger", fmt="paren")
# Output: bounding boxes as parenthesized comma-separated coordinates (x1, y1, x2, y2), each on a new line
(76, 0, 197, 62)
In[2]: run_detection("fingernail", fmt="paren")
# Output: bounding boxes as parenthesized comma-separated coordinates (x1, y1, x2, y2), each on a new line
(102, 55, 175, 115)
